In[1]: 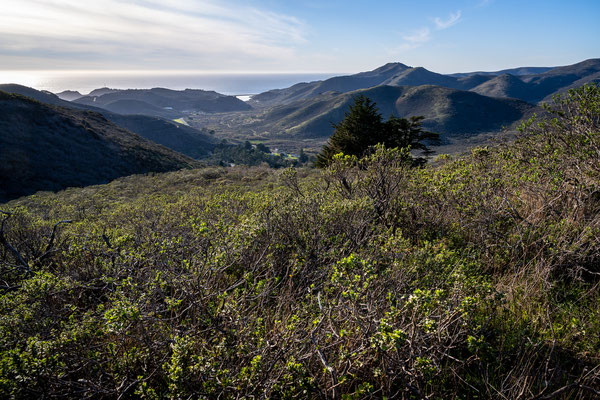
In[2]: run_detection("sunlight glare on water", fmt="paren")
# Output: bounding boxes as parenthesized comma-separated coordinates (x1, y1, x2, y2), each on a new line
(0, 70, 339, 95)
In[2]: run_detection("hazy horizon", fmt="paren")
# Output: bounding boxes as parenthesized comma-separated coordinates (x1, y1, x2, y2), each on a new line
(0, 70, 344, 95)
(0, 55, 589, 95)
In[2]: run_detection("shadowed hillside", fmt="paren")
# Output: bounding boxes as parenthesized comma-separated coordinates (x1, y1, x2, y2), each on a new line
(0, 91, 196, 202)
(470, 73, 537, 101)
(449, 66, 555, 77)
(0, 84, 217, 158)
(100, 99, 181, 119)
(107, 114, 217, 159)
(242, 85, 536, 141)
(472, 59, 600, 103)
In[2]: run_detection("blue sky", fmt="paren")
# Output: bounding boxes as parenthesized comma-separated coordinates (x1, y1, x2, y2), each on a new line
(0, 0, 598, 74)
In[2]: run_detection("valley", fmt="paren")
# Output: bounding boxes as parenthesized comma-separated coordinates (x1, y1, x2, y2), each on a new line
(2, 58, 600, 199)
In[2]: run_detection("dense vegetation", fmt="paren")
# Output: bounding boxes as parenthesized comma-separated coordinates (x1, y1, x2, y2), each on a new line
(206, 141, 310, 168)
(1, 85, 599, 399)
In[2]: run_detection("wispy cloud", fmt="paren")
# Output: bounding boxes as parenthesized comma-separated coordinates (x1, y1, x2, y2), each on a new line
(0, 0, 308, 70)
(391, 8, 462, 56)
(434, 11, 462, 30)
(389, 27, 431, 54)
(403, 28, 432, 44)
(477, 0, 494, 7)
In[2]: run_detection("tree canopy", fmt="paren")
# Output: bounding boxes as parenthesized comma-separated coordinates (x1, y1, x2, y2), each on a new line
(316, 95, 438, 167)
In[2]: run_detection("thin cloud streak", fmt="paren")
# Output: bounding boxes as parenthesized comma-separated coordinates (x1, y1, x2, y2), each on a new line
(477, 0, 494, 7)
(0, 0, 308, 70)
(390, 9, 462, 56)
(403, 28, 432, 44)
(434, 11, 462, 30)
(388, 27, 431, 54)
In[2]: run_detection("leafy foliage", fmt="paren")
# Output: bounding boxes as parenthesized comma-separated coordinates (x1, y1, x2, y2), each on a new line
(0, 85, 600, 399)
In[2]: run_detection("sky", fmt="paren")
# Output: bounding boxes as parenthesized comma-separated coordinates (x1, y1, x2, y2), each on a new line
(0, 0, 599, 74)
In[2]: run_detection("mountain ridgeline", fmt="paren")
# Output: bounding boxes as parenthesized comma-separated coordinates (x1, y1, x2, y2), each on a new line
(0, 91, 197, 202)
(250, 58, 600, 107)
(73, 88, 252, 117)
(189, 58, 599, 143)
(0, 84, 218, 159)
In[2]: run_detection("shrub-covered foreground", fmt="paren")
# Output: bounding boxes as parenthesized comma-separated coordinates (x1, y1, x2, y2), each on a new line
(1, 86, 600, 398)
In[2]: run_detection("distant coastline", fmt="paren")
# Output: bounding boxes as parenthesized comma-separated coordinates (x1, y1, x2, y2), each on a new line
(0, 71, 341, 96)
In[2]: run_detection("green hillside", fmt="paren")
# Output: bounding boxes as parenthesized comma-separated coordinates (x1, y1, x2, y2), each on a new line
(249, 59, 600, 107)
(242, 85, 536, 141)
(0, 85, 599, 398)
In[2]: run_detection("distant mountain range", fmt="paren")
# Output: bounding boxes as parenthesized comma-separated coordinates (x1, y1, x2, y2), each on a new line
(0, 84, 217, 159)
(72, 88, 252, 118)
(0, 91, 197, 202)
(56, 90, 84, 101)
(215, 58, 598, 142)
(250, 58, 600, 107)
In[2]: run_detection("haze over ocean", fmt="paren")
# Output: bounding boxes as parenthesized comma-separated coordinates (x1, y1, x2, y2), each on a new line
(0, 71, 340, 95)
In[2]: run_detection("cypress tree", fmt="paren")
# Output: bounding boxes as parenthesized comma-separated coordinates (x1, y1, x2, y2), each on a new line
(316, 95, 438, 167)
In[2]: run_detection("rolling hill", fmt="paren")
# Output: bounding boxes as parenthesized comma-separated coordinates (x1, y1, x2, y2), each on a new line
(0, 91, 196, 202)
(238, 85, 537, 141)
(56, 90, 83, 101)
(470, 73, 538, 102)
(249, 59, 600, 107)
(73, 88, 252, 116)
(473, 59, 600, 103)
(106, 114, 216, 159)
(249, 63, 469, 107)
(449, 66, 554, 77)
(0, 84, 217, 159)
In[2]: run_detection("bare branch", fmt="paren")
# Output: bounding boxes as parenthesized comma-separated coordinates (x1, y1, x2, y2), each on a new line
(44, 220, 73, 254)
(0, 210, 30, 274)
(311, 330, 339, 400)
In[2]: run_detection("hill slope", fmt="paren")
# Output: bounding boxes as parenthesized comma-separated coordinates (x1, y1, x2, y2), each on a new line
(450, 66, 555, 77)
(0, 84, 217, 158)
(472, 59, 600, 102)
(470, 73, 537, 102)
(242, 85, 536, 141)
(56, 90, 83, 101)
(250, 59, 600, 106)
(0, 91, 196, 202)
(106, 114, 216, 159)
(74, 88, 252, 116)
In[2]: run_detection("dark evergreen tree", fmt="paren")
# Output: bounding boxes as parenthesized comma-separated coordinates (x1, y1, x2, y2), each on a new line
(299, 148, 309, 163)
(256, 143, 271, 153)
(316, 95, 438, 167)
(383, 115, 439, 165)
(316, 95, 383, 167)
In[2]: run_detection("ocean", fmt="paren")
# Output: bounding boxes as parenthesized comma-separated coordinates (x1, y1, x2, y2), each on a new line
(0, 71, 341, 96)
